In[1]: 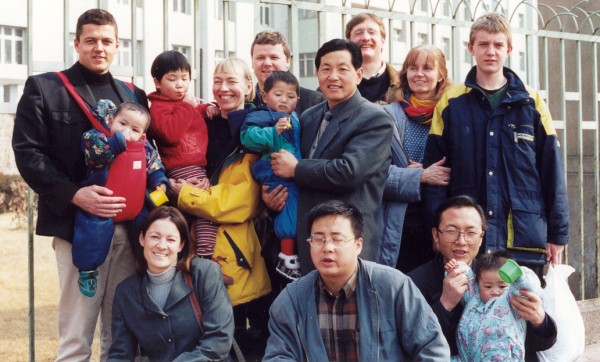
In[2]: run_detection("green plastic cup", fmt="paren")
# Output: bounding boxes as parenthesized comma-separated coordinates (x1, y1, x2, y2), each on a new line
(498, 259, 523, 283)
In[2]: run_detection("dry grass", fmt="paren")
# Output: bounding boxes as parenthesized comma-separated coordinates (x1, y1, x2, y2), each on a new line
(0, 213, 100, 361)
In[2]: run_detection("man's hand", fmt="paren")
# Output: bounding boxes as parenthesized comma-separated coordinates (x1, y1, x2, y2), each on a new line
(510, 290, 545, 327)
(262, 184, 288, 212)
(440, 265, 469, 312)
(71, 185, 126, 218)
(271, 149, 297, 178)
(420, 157, 450, 186)
(546, 243, 564, 264)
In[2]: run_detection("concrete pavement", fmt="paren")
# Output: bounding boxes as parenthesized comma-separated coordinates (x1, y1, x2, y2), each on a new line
(582, 343, 600, 361)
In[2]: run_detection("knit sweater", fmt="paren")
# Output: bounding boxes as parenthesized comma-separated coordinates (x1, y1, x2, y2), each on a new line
(147, 267, 176, 309)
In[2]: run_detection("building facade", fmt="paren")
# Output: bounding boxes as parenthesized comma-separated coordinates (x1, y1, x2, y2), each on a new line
(2, 0, 599, 303)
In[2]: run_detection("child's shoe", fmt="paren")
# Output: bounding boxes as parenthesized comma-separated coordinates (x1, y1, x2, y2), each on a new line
(78, 270, 98, 297)
(275, 253, 301, 281)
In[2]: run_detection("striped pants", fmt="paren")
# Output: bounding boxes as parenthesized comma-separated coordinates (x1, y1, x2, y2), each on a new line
(168, 165, 218, 257)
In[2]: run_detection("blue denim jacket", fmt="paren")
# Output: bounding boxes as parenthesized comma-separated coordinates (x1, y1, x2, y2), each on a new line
(379, 102, 424, 266)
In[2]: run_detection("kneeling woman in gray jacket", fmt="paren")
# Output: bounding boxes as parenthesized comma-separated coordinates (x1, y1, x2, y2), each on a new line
(108, 206, 234, 361)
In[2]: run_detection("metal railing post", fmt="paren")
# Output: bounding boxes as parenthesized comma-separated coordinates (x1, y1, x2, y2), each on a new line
(27, 0, 35, 359)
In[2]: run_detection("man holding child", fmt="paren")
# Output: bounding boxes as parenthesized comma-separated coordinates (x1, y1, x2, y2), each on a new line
(12, 9, 147, 361)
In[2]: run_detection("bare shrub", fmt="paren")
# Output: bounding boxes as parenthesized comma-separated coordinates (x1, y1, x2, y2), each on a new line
(0, 174, 37, 227)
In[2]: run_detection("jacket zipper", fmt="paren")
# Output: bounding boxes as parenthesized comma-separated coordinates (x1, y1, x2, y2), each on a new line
(375, 290, 380, 362)
(296, 323, 309, 361)
(210, 146, 243, 184)
(508, 123, 518, 143)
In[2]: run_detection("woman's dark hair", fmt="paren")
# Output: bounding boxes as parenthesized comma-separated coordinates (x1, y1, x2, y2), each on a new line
(136, 206, 195, 274)
(315, 39, 363, 71)
(264, 71, 300, 96)
(473, 251, 514, 282)
(306, 200, 364, 238)
(150, 50, 192, 82)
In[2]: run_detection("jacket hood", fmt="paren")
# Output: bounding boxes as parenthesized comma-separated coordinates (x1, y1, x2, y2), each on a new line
(147, 91, 175, 102)
(227, 103, 256, 144)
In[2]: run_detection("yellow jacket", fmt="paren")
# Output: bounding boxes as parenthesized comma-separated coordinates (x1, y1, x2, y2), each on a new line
(178, 152, 271, 306)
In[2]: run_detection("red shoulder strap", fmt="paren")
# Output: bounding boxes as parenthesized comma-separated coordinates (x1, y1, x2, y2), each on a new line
(123, 81, 134, 92)
(55, 71, 111, 137)
(184, 271, 204, 332)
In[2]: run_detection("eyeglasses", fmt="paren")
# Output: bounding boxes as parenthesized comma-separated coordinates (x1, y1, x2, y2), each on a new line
(306, 235, 355, 248)
(437, 228, 483, 245)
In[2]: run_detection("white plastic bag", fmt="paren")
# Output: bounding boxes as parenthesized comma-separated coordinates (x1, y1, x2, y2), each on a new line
(537, 264, 585, 362)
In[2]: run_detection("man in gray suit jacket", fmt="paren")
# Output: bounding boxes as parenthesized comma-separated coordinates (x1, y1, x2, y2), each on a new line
(271, 39, 393, 274)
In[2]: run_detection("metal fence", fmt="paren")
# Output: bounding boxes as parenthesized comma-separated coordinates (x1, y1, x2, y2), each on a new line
(15, 0, 600, 359)
(19, 0, 600, 299)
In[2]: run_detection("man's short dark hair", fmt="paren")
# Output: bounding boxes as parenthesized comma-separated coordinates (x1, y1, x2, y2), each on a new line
(114, 102, 151, 131)
(76, 9, 118, 40)
(315, 39, 362, 71)
(433, 195, 488, 231)
(150, 50, 192, 82)
(306, 200, 364, 238)
(264, 71, 300, 96)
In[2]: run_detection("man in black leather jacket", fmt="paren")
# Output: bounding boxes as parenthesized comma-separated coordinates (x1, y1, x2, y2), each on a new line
(12, 9, 147, 361)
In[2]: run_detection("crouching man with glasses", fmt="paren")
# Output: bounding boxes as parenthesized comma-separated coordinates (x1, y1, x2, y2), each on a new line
(263, 200, 450, 361)
(408, 195, 557, 360)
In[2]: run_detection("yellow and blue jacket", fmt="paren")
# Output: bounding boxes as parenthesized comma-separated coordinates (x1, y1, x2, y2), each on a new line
(423, 66, 569, 265)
